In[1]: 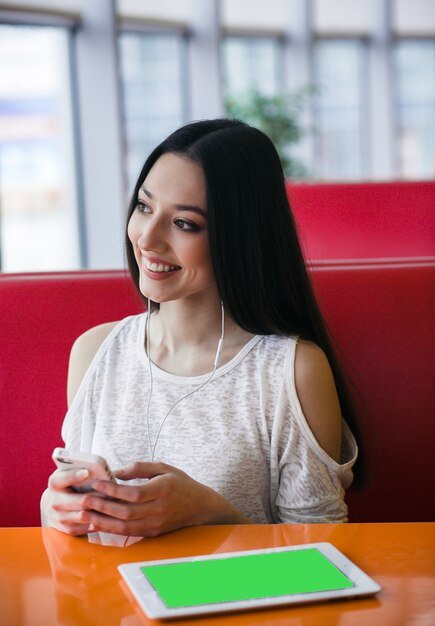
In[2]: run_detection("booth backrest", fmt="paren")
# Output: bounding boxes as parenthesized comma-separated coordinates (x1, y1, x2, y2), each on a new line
(287, 181, 435, 261)
(1, 262, 434, 526)
(309, 260, 435, 522)
(0, 271, 144, 527)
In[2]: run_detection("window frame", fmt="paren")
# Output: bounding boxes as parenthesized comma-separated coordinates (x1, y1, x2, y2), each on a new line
(117, 23, 190, 194)
(0, 18, 85, 271)
(221, 31, 287, 98)
(391, 35, 435, 179)
(312, 35, 370, 181)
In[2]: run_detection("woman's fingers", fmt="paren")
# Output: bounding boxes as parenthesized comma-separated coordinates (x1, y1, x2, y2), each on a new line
(96, 462, 179, 502)
(48, 468, 90, 490)
(82, 473, 188, 534)
(52, 523, 90, 537)
(91, 475, 163, 504)
(52, 490, 102, 513)
(46, 468, 96, 535)
(77, 509, 163, 537)
(49, 508, 92, 536)
(81, 494, 142, 520)
(114, 461, 177, 481)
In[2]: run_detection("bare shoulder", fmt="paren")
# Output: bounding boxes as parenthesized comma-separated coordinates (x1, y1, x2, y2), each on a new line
(67, 321, 120, 407)
(294, 339, 342, 463)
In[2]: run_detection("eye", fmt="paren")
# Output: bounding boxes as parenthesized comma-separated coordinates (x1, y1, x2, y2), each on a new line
(174, 219, 200, 232)
(135, 200, 151, 214)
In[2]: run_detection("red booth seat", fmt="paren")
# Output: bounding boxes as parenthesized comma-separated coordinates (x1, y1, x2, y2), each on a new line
(0, 271, 144, 528)
(287, 181, 435, 262)
(1, 262, 434, 527)
(309, 259, 435, 522)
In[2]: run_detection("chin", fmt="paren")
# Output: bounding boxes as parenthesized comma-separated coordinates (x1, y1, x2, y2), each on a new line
(138, 280, 168, 304)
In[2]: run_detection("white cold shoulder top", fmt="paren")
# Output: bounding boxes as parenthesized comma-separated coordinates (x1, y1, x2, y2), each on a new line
(62, 313, 357, 524)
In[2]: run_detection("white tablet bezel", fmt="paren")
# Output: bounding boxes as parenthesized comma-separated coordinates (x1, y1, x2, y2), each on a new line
(118, 542, 381, 620)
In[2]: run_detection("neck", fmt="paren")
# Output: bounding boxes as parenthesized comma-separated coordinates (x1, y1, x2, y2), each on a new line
(149, 294, 224, 355)
(147, 294, 254, 359)
(146, 295, 257, 377)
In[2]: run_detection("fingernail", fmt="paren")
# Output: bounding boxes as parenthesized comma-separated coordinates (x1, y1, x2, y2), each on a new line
(75, 469, 89, 480)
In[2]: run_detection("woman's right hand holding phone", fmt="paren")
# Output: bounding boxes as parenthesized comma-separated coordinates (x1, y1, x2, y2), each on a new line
(41, 468, 93, 536)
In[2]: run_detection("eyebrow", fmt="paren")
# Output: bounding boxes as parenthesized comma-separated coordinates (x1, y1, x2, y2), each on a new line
(140, 186, 207, 219)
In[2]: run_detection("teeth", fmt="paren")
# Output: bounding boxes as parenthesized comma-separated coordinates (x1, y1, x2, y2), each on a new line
(143, 258, 178, 273)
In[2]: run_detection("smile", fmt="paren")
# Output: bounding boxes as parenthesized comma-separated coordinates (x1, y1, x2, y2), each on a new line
(142, 258, 181, 273)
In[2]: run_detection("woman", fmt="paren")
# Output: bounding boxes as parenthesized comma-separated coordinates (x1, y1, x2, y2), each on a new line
(41, 119, 357, 537)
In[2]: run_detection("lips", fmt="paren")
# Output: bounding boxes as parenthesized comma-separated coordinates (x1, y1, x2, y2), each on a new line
(141, 256, 181, 274)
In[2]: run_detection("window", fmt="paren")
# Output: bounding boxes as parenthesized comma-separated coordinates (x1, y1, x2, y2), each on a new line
(118, 32, 187, 195)
(313, 39, 367, 180)
(222, 36, 282, 97)
(0, 24, 81, 272)
(393, 40, 435, 179)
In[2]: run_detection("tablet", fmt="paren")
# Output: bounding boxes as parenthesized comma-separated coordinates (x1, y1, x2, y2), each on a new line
(118, 542, 381, 620)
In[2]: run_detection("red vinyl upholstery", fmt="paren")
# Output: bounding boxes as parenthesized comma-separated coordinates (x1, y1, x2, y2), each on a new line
(0, 271, 144, 527)
(309, 260, 435, 522)
(1, 261, 434, 526)
(287, 181, 435, 261)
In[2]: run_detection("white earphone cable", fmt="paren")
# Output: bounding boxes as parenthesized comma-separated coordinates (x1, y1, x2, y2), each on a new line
(145, 298, 225, 462)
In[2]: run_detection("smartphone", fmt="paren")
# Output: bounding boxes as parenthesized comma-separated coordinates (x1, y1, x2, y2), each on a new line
(52, 448, 117, 493)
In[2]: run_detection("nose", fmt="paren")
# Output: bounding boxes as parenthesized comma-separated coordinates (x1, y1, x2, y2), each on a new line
(136, 214, 168, 253)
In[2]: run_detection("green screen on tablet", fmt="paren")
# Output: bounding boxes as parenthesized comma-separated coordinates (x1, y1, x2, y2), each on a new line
(140, 547, 354, 609)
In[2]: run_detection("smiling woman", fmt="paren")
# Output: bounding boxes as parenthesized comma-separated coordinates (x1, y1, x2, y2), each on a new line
(41, 119, 358, 538)
(127, 153, 214, 305)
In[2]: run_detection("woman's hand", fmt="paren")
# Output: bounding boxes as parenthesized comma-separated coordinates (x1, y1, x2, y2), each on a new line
(78, 462, 251, 537)
(41, 468, 93, 536)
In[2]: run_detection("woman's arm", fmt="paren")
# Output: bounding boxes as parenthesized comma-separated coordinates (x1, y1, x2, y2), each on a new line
(294, 339, 342, 463)
(40, 321, 120, 531)
(67, 321, 120, 406)
(271, 338, 355, 525)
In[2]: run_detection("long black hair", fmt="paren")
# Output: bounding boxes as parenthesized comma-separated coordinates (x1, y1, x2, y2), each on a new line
(125, 118, 361, 481)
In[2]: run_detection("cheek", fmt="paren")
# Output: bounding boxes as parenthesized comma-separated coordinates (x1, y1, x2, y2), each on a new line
(181, 237, 212, 270)
(127, 214, 139, 246)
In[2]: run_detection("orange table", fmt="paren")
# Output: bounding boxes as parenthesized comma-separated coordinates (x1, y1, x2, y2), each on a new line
(1, 523, 434, 625)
